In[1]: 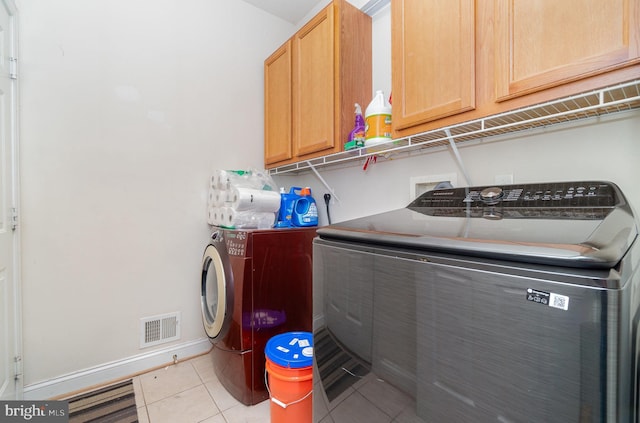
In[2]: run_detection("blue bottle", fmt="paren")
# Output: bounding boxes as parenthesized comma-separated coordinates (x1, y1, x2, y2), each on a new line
(275, 187, 302, 228)
(291, 187, 318, 227)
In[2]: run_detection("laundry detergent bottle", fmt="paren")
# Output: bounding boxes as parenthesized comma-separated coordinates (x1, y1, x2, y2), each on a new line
(275, 187, 301, 228)
(291, 187, 318, 227)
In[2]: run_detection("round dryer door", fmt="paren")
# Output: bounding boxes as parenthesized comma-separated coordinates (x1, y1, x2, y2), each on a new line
(201, 236, 233, 341)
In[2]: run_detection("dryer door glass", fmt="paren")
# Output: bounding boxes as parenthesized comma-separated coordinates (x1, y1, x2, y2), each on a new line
(201, 244, 227, 339)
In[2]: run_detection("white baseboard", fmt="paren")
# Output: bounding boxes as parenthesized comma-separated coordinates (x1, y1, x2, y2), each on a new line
(23, 338, 212, 400)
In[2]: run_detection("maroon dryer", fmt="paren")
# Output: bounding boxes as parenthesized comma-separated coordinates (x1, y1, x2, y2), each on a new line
(200, 227, 316, 405)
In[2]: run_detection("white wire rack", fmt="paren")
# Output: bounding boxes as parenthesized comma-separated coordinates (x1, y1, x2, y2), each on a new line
(267, 79, 640, 176)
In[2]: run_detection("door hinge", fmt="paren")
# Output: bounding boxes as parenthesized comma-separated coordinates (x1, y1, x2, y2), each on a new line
(9, 57, 17, 79)
(10, 207, 17, 231)
(14, 356, 22, 381)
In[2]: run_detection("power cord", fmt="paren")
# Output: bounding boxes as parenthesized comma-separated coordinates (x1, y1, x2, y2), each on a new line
(324, 193, 332, 225)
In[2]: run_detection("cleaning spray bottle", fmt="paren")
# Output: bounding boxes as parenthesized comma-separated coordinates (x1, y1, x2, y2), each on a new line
(344, 103, 365, 151)
(365, 90, 392, 149)
(291, 187, 318, 227)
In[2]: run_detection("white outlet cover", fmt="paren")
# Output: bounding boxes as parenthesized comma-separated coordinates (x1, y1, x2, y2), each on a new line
(410, 173, 458, 199)
(494, 174, 514, 185)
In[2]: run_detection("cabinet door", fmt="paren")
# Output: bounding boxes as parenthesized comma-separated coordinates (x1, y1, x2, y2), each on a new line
(292, 5, 335, 157)
(392, 0, 475, 131)
(495, 0, 640, 101)
(264, 41, 292, 165)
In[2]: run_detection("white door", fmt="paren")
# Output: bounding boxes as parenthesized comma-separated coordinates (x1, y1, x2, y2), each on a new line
(0, 0, 20, 401)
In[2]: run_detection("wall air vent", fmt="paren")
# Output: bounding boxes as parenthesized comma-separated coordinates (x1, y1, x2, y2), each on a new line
(140, 312, 181, 348)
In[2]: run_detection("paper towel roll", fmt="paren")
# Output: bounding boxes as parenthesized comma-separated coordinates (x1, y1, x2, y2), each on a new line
(218, 207, 231, 226)
(255, 212, 277, 229)
(207, 187, 216, 207)
(211, 170, 237, 189)
(229, 187, 280, 212)
(207, 206, 226, 227)
(210, 169, 279, 192)
(211, 171, 223, 189)
(221, 209, 276, 229)
(208, 188, 228, 207)
(208, 207, 221, 226)
(212, 170, 256, 190)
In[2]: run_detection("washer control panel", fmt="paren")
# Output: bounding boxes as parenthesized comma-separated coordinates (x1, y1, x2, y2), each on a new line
(464, 184, 610, 206)
(408, 181, 620, 219)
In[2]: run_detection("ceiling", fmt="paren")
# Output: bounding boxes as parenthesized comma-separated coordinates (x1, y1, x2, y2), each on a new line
(241, 0, 325, 24)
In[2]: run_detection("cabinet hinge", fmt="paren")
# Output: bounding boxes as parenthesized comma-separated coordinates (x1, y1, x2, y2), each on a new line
(9, 57, 17, 79)
(10, 207, 17, 231)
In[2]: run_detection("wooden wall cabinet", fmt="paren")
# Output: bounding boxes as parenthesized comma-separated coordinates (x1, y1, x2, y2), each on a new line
(495, 0, 640, 101)
(264, 0, 372, 168)
(391, 0, 476, 131)
(264, 41, 292, 165)
(392, 0, 640, 139)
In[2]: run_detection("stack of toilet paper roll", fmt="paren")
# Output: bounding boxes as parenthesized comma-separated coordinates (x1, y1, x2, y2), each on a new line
(207, 170, 280, 229)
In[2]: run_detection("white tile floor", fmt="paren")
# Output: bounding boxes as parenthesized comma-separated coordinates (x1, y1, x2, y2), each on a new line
(132, 350, 421, 422)
(133, 351, 270, 423)
(313, 368, 420, 423)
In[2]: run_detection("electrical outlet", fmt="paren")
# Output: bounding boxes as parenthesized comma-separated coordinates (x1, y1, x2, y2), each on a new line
(410, 173, 457, 199)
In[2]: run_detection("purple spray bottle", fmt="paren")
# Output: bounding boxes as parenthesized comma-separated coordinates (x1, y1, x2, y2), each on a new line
(345, 103, 365, 151)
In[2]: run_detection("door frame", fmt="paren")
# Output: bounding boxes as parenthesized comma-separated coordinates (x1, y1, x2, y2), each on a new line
(0, 0, 21, 401)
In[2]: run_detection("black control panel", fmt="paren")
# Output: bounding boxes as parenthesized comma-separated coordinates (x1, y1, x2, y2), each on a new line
(407, 181, 620, 219)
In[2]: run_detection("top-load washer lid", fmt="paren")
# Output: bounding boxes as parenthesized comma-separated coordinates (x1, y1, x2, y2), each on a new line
(317, 181, 638, 268)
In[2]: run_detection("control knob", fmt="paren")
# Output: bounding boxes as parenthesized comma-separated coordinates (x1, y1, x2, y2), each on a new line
(480, 187, 504, 204)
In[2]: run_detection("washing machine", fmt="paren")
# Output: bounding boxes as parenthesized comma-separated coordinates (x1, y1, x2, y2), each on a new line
(201, 226, 316, 405)
(313, 181, 640, 422)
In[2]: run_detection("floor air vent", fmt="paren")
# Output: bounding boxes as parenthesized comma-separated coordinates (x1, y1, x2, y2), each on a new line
(140, 312, 181, 348)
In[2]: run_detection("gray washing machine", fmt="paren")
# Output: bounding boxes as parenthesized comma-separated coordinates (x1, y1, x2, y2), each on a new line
(313, 181, 640, 423)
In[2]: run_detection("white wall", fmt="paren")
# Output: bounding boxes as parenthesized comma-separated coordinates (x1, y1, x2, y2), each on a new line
(274, 109, 640, 225)
(18, 0, 293, 389)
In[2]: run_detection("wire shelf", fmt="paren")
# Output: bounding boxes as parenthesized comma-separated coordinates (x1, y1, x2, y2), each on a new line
(267, 79, 640, 176)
